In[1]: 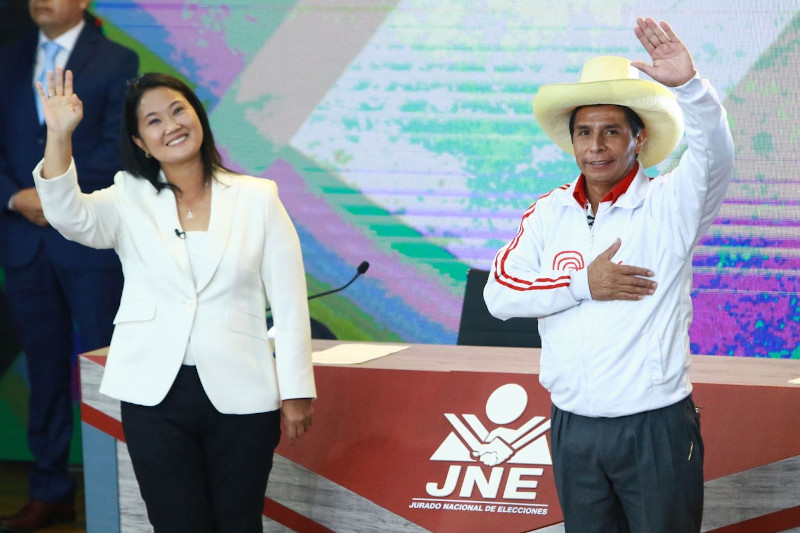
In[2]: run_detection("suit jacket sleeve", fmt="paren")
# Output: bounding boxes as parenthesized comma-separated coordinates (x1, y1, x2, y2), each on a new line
(0, 128, 15, 208)
(0, 37, 36, 208)
(260, 181, 316, 401)
(0, 87, 14, 206)
(33, 158, 121, 250)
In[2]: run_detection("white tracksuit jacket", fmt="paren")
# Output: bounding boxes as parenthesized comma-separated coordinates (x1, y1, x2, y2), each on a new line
(484, 75, 735, 417)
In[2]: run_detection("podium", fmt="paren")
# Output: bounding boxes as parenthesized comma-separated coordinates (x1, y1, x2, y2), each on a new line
(79, 342, 800, 532)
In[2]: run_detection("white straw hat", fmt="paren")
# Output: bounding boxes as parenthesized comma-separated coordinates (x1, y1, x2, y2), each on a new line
(532, 56, 684, 168)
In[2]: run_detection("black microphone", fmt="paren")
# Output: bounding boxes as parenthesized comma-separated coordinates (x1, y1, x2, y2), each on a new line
(308, 261, 369, 302)
(265, 261, 369, 312)
(174, 228, 186, 239)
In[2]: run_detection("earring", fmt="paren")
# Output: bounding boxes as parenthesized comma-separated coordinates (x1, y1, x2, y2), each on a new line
(145, 152, 151, 159)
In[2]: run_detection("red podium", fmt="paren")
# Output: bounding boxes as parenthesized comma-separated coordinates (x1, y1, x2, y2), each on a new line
(80, 342, 800, 532)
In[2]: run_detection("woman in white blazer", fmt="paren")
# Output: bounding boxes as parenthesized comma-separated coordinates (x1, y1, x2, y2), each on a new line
(34, 69, 316, 532)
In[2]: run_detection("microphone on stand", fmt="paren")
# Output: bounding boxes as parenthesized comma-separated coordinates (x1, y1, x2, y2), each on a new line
(307, 261, 369, 302)
(265, 261, 369, 312)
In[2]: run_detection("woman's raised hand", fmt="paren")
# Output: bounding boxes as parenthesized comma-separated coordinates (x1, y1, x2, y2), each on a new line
(35, 67, 83, 136)
(37, 67, 81, 179)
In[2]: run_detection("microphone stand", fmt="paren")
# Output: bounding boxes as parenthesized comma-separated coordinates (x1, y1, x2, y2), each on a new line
(266, 261, 369, 312)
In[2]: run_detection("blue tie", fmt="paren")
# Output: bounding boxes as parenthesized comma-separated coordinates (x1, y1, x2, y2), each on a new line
(36, 41, 62, 123)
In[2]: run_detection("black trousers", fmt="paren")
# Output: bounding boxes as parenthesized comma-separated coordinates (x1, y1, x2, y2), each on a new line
(121, 366, 281, 533)
(551, 396, 704, 533)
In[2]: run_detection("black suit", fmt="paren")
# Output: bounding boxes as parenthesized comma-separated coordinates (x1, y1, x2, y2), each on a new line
(0, 23, 138, 503)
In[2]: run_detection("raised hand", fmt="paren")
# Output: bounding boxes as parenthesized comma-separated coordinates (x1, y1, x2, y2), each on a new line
(631, 17, 696, 87)
(36, 67, 81, 179)
(587, 238, 657, 301)
(35, 67, 83, 137)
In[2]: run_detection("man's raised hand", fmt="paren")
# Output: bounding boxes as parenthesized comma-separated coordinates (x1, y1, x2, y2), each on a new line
(631, 17, 696, 88)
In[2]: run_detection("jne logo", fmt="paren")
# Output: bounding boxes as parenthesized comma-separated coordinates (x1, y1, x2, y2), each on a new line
(410, 384, 552, 515)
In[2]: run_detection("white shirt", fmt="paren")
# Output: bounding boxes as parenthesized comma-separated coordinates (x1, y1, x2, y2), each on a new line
(182, 230, 210, 365)
(34, 19, 85, 87)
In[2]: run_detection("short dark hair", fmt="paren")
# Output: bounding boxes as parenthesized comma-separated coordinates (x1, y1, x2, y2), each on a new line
(120, 73, 230, 192)
(568, 105, 645, 140)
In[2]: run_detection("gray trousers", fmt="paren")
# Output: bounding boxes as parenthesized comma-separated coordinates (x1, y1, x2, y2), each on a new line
(551, 396, 703, 533)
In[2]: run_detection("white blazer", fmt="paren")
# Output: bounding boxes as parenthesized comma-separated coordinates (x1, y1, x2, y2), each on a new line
(34, 159, 316, 414)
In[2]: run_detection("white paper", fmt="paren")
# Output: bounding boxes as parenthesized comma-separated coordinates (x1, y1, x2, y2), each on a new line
(312, 343, 408, 365)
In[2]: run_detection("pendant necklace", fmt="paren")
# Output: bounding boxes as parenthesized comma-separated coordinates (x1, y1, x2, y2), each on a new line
(176, 183, 207, 220)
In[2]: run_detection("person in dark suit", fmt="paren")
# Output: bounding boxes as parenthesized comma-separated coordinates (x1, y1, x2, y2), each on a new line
(0, 0, 138, 530)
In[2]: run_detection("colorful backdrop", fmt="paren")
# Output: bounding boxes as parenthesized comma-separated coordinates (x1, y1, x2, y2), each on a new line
(93, 0, 800, 356)
(1, 0, 799, 460)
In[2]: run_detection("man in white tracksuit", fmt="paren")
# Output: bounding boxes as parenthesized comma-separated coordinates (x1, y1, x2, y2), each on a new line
(484, 17, 734, 532)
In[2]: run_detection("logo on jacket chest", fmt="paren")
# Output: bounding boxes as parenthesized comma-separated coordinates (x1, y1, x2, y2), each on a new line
(552, 250, 584, 271)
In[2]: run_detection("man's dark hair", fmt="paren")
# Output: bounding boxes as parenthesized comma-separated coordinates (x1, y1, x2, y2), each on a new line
(120, 73, 231, 193)
(568, 105, 645, 140)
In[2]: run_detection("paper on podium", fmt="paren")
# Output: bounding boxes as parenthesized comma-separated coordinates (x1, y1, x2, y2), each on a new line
(312, 343, 408, 365)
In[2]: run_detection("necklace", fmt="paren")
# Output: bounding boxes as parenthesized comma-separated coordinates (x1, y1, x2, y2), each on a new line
(176, 183, 207, 220)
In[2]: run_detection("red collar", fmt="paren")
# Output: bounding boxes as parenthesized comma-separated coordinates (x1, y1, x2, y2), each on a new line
(572, 162, 640, 207)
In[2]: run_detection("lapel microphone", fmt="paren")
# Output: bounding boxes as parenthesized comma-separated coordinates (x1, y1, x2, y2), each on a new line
(174, 229, 186, 239)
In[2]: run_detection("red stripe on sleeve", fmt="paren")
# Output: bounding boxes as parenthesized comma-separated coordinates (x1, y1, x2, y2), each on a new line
(494, 185, 572, 291)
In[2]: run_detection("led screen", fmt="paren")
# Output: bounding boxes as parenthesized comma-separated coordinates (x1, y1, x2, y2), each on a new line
(94, 0, 800, 357)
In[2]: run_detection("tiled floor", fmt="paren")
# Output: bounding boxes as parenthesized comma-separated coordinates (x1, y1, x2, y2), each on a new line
(0, 461, 86, 532)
